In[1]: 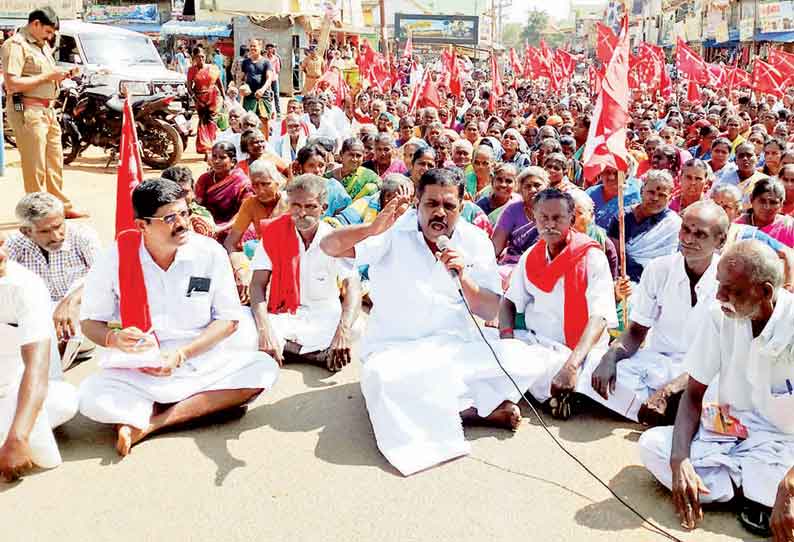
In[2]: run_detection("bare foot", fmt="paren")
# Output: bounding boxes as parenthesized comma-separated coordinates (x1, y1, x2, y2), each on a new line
(461, 401, 522, 431)
(115, 425, 145, 457)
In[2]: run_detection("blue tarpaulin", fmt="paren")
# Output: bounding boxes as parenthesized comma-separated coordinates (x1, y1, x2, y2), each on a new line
(754, 30, 794, 42)
(160, 20, 232, 38)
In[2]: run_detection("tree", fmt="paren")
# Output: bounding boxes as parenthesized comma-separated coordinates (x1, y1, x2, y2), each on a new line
(502, 22, 523, 50)
(519, 9, 549, 46)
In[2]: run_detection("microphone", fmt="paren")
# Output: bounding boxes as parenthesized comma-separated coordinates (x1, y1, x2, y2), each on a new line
(436, 235, 460, 281)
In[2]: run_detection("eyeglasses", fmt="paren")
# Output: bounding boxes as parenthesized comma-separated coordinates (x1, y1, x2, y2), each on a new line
(145, 209, 190, 225)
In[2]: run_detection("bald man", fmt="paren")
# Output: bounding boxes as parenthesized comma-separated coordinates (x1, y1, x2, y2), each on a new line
(640, 240, 794, 539)
(590, 202, 729, 426)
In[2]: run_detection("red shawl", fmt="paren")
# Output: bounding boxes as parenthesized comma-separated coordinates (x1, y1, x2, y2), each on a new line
(117, 229, 154, 334)
(524, 231, 598, 349)
(260, 214, 300, 314)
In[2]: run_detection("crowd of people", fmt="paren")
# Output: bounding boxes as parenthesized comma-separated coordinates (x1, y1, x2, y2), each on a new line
(7, 30, 794, 540)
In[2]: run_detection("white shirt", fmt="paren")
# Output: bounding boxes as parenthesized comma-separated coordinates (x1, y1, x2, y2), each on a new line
(80, 233, 242, 343)
(631, 252, 719, 356)
(686, 289, 794, 433)
(303, 112, 341, 146)
(354, 208, 500, 358)
(505, 245, 618, 349)
(215, 129, 244, 161)
(250, 221, 352, 313)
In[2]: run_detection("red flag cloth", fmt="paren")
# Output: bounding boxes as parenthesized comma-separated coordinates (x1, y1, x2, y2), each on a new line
(583, 16, 630, 182)
(659, 60, 672, 99)
(117, 229, 154, 334)
(316, 69, 349, 107)
(769, 48, 794, 83)
(753, 59, 786, 98)
(727, 66, 752, 90)
(555, 49, 576, 79)
(676, 38, 709, 84)
(357, 39, 377, 76)
(419, 74, 441, 109)
(402, 32, 413, 60)
(260, 214, 300, 314)
(596, 22, 618, 65)
(509, 47, 522, 77)
(524, 231, 600, 349)
(115, 98, 143, 236)
(589, 65, 603, 98)
(707, 63, 726, 87)
(687, 80, 701, 103)
(449, 49, 462, 98)
(523, 44, 534, 78)
(490, 51, 504, 112)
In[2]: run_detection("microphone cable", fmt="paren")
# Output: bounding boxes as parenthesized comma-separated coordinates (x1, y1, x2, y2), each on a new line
(455, 285, 684, 542)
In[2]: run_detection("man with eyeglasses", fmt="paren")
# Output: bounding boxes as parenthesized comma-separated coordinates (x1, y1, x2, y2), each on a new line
(78, 179, 278, 457)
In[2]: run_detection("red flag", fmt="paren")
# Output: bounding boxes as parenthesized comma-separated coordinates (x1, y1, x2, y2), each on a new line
(449, 48, 462, 98)
(523, 44, 534, 78)
(589, 65, 603, 98)
(769, 47, 794, 84)
(316, 68, 349, 107)
(596, 22, 618, 65)
(727, 66, 752, 91)
(555, 49, 576, 79)
(489, 51, 504, 112)
(659, 62, 672, 99)
(676, 38, 708, 84)
(753, 59, 786, 97)
(357, 39, 377, 75)
(528, 47, 548, 78)
(687, 80, 701, 103)
(115, 98, 143, 236)
(409, 70, 440, 112)
(583, 16, 630, 182)
(402, 31, 413, 60)
(707, 63, 727, 87)
(509, 47, 522, 78)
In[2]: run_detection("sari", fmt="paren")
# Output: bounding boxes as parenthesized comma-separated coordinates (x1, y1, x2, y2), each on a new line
(476, 193, 521, 225)
(194, 167, 253, 226)
(187, 64, 222, 154)
(608, 207, 682, 283)
(326, 192, 381, 227)
(461, 200, 493, 236)
(586, 177, 642, 229)
(736, 214, 794, 248)
(326, 166, 380, 201)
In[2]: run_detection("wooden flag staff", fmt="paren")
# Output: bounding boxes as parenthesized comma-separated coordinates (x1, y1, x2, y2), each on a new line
(617, 170, 629, 330)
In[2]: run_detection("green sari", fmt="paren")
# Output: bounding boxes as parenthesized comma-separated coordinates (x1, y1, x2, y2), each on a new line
(327, 166, 380, 201)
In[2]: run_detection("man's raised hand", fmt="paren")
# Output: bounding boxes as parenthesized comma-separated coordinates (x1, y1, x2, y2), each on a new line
(368, 192, 412, 236)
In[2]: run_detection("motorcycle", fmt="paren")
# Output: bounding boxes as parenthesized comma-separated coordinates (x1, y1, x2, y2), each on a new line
(59, 78, 183, 169)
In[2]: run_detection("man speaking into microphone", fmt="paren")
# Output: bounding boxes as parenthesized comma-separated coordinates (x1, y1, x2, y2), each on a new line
(321, 168, 544, 476)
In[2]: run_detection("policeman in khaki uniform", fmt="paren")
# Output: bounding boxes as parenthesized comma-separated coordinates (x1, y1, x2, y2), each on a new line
(0, 8, 87, 219)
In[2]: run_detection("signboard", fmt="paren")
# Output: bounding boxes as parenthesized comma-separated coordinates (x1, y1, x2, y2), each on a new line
(394, 13, 479, 46)
(0, 0, 77, 19)
(85, 4, 160, 24)
(740, 17, 754, 40)
(759, 1, 794, 32)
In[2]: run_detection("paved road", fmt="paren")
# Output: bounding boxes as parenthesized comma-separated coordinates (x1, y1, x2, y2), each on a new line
(0, 147, 759, 542)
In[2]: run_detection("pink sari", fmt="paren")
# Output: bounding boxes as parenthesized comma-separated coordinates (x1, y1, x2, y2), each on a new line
(195, 167, 253, 226)
(737, 214, 794, 248)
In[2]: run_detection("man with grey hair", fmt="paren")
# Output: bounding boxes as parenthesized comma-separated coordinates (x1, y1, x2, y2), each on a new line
(590, 202, 729, 426)
(639, 240, 794, 539)
(250, 174, 362, 372)
(5, 192, 100, 369)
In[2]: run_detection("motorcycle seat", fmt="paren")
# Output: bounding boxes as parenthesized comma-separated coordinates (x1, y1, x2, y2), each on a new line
(106, 94, 165, 113)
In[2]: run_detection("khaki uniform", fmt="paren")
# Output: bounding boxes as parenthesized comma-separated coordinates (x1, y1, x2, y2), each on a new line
(0, 27, 71, 209)
(301, 54, 323, 94)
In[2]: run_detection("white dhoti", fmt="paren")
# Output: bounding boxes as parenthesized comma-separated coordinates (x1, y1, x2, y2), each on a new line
(361, 334, 549, 476)
(640, 411, 794, 507)
(577, 350, 686, 422)
(79, 314, 279, 430)
(266, 303, 345, 354)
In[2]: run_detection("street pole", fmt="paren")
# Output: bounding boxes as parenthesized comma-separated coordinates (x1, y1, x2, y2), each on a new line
(379, 0, 388, 56)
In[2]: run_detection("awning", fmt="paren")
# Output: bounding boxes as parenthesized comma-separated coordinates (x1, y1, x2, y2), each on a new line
(160, 19, 232, 38)
(703, 28, 740, 48)
(116, 23, 162, 34)
(754, 30, 794, 42)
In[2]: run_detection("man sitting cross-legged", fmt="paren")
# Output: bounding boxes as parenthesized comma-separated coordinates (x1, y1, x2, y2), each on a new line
(0, 233, 78, 481)
(639, 240, 794, 539)
(499, 188, 618, 420)
(78, 179, 279, 456)
(249, 174, 362, 372)
(320, 168, 544, 476)
(590, 201, 729, 426)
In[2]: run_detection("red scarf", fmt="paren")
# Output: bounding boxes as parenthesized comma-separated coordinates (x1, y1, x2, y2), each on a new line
(117, 229, 154, 333)
(260, 214, 300, 314)
(524, 231, 598, 349)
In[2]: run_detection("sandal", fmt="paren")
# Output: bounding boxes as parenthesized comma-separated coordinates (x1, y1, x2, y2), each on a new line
(549, 392, 574, 420)
(738, 499, 772, 537)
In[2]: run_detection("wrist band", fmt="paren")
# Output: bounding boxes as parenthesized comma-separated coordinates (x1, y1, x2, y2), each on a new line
(500, 327, 514, 336)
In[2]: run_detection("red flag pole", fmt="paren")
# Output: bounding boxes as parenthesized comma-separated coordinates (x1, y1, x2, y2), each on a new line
(617, 170, 628, 330)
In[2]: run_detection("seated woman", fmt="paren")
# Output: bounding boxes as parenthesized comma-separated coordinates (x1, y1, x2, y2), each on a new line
(194, 141, 253, 234)
(586, 166, 642, 229)
(327, 173, 413, 227)
(476, 163, 521, 225)
(462, 120, 481, 145)
(326, 137, 381, 201)
(608, 169, 682, 284)
(411, 146, 493, 235)
(669, 158, 711, 214)
(492, 166, 548, 286)
(544, 152, 579, 193)
(570, 188, 619, 278)
(736, 177, 794, 248)
(362, 132, 408, 178)
(237, 129, 289, 177)
(501, 128, 531, 170)
(760, 137, 785, 179)
(294, 145, 351, 218)
(781, 164, 794, 216)
(708, 137, 737, 185)
(465, 144, 496, 199)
